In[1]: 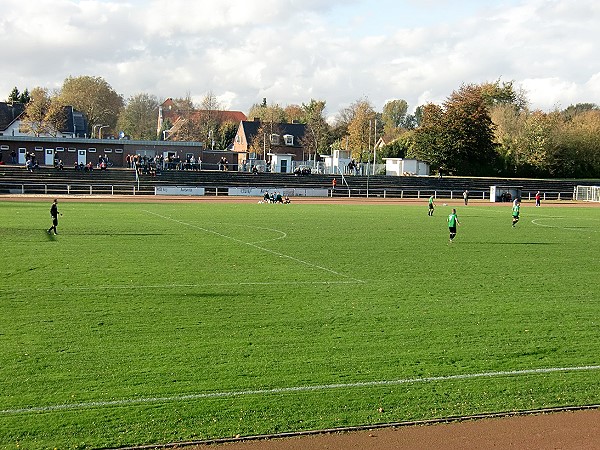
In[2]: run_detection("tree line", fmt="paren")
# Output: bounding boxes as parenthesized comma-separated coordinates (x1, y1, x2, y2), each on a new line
(8, 77, 600, 178)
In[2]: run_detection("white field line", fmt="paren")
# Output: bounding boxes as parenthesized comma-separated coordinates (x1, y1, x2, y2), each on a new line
(2, 365, 599, 416)
(144, 210, 364, 283)
(531, 217, 600, 232)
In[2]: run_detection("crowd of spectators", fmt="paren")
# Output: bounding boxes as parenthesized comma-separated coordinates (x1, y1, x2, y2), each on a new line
(128, 154, 203, 175)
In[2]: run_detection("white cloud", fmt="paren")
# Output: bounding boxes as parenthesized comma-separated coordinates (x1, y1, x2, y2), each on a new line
(1, 0, 600, 117)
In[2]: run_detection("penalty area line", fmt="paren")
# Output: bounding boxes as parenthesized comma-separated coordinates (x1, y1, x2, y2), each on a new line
(143, 210, 364, 283)
(2, 365, 599, 416)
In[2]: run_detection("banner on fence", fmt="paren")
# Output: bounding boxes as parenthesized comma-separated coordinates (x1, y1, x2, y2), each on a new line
(155, 186, 206, 196)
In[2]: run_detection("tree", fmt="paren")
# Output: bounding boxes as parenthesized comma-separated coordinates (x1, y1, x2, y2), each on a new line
(442, 84, 498, 175)
(58, 75, 123, 136)
(7, 87, 20, 103)
(117, 93, 159, 140)
(215, 121, 239, 150)
(166, 93, 199, 141)
(300, 99, 330, 161)
(284, 104, 303, 123)
(480, 79, 528, 111)
(409, 84, 499, 175)
(197, 91, 222, 148)
(346, 99, 377, 162)
(490, 103, 528, 174)
(20, 87, 66, 137)
(381, 99, 408, 135)
(19, 88, 30, 104)
(247, 101, 286, 123)
(407, 103, 447, 171)
(377, 134, 411, 161)
(20, 87, 52, 136)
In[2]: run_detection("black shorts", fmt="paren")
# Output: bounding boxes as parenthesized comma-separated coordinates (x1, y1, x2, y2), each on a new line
(52, 216, 58, 226)
(449, 226, 456, 233)
(429, 204, 434, 210)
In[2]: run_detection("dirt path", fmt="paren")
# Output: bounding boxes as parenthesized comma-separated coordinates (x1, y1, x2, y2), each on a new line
(188, 408, 600, 450)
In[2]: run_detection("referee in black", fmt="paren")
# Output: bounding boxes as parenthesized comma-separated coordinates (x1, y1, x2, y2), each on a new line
(47, 198, 61, 235)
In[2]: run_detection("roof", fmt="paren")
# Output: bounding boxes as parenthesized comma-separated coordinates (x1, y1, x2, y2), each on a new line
(240, 120, 307, 145)
(160, 98, 247, 124)
(0, 102, 25, 131)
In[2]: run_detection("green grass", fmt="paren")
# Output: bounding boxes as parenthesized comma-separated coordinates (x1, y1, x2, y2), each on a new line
(1, 199, 599, 449)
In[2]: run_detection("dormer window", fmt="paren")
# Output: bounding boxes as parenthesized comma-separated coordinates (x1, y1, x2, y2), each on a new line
(284, 134, 294, 146)
(270, 134, 280, 145)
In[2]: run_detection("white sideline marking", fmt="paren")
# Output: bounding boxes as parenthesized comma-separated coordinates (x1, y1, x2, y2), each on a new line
(144, 210, 364, 283)
(2, 365, 599, 416)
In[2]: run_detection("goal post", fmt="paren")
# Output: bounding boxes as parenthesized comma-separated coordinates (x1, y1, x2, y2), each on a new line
(575, 185, 600, 202)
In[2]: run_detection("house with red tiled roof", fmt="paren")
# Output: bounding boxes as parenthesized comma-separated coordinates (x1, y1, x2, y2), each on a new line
(157, 98, 247, 141)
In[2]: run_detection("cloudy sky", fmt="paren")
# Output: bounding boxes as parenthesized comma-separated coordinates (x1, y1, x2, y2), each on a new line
(1, 0, 599, 119)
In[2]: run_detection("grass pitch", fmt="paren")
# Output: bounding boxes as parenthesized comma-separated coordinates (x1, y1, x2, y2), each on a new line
(0, 199, 599, 448)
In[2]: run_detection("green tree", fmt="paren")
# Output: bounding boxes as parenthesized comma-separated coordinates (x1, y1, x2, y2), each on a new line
(443, 84, 498, 175)
(215, 121, 239, 150)
(407, 103, 447, 171)
(300, 99, 331, 160)
(19, 88, 30, 104)
(377, 133, 411, 162)
(117, 93, 160, 140)
(7, 87, 20, 103)
(58, 75, 123, 136)
(381, 99, 408, 136)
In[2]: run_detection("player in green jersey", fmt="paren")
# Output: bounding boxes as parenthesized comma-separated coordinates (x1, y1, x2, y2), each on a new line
(447, 208, 460, 242)
(512, 199, 520, 227)
(428, 195, 435, 216)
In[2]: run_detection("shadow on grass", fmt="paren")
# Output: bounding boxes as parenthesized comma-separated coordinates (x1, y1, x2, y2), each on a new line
(466, 242, 559, 245)
(44, 230, 57, 241)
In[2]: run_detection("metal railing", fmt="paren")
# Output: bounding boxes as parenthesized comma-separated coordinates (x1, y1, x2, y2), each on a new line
(0, 182, 140, 195)
(0, 182, 576, 201)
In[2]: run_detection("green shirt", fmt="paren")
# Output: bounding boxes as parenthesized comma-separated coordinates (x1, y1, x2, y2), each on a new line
(447, 212, 458, 228)
(429, 196, 434, 205)
(512, 204, 520, 217)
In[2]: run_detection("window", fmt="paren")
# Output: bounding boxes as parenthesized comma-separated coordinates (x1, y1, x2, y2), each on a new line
(235, 134, 241, 143)
(284, 134, 294, 146)
(114, 148, 123, 154)
(35, 146, 43, 151)
(104, 148, 112, 153)
(270, 134, 280, 145)
(68, 147, 76, 152)
(0, 145, 9, 150)
(88, 147, 97, 153)
(56, 147, 64, 152)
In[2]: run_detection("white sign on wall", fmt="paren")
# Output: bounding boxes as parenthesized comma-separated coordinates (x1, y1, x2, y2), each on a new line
(155, 186, 206, 196)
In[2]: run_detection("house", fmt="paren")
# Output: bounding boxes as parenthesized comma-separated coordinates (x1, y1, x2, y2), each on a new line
(0, 101, 88, 138)
(157, 98, 247, 143)
(0, 102, 26, 136)
(384, 158, 430, 176)
(232, 119, 308, 173)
